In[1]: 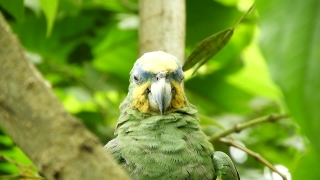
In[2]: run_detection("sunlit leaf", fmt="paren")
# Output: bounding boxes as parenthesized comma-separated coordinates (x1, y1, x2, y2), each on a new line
(93, 26, 137, 82)
(38, 0, 58, 36)
(226, 42, 281, 100)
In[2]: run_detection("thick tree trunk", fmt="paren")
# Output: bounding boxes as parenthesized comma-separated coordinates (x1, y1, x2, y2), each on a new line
(139, 0, 186, 62)
(0, 13, 130, 180)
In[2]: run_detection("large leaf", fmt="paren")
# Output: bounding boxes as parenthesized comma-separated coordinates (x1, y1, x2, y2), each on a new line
(39, 0, 59, 36)
(93, 26, 138, 82)
(226, 42, 281, 100)
(258, 0, 320, 178)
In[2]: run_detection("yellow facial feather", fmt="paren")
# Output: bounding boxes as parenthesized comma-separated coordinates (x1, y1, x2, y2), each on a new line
(138, 51, 179, 73)
(171, 82, 187, 109)
(132, 81, 187, 114)
(132, 82, 151, 113)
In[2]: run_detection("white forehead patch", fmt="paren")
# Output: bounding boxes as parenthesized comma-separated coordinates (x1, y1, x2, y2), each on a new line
(137, 51, 180, 73)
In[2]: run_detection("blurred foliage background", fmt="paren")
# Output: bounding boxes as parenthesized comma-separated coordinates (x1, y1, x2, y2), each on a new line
(0, 0, 319, 179)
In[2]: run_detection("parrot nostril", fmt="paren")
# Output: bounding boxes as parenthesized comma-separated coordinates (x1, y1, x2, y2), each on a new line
(156, 71, 168, 81)
(145, 87, 151, 94)
(134, 76, 138, 81)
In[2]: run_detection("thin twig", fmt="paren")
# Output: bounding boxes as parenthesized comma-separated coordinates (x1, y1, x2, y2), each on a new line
(233, 3, 256, 28)
(0, 154, 34, 168)
(0, 154, 21, 167)
(208, 114, 288, 142)
(219, 138, 287, 180)
(0, 174, 44, 179)
(0, 154, 44, 179)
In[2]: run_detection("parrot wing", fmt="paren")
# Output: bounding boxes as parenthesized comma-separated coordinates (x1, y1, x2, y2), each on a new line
(212, 151, 240, 180)
(104, 138, 123, 164)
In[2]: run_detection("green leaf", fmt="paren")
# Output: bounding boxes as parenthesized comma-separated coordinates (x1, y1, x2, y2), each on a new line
(0, 0, 24, 21)
(93, 26, 138, 82)
(186, 0, 242, 47)
(198, 114, 225, 129)
(183, 3, 255, 74)
(258, 0, 320, 178)
(183, 28, 234, 73)
(226, 42, 281, 100)
(39, 0, 59, 37)
(292, 149, 319, 179)
(185, 73, 253, 114)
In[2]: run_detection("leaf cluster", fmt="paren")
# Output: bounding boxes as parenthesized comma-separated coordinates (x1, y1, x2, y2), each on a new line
(0, 0, 319, 179)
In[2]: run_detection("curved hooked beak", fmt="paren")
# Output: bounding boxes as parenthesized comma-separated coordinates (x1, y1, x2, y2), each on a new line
(149, 73, 172, 115)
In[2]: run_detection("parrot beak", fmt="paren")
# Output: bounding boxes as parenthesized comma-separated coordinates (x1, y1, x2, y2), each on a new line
(149, 72, 172, 115)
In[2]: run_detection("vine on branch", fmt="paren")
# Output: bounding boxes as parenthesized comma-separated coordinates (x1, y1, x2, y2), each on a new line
(0, 154, 44, 180)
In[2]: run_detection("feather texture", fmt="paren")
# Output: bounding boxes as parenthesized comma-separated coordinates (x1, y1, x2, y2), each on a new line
(105, 103, 215, 180)
(104, 51, 239, 180)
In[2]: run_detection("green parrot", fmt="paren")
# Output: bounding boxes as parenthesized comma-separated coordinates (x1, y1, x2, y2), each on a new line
(104, 51, 240, 180)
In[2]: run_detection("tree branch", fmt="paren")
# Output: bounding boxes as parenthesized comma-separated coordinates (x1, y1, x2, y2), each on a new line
(0, 12, 130, 180)
(0, 174, 44, 179)
(219, 138, 287, 180)
(139, 0, 185, 62)
(208, 114, 288, 142)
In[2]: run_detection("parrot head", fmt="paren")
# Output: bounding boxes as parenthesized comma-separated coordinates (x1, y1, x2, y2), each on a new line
(128, 51, 187, 115)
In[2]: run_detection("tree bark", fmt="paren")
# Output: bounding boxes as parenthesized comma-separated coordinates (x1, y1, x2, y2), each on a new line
(0, 12, 130, 180)
(139, 0, 186, 62)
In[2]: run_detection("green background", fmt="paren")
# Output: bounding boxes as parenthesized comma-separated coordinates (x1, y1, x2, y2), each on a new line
(0, 0, 319, 179)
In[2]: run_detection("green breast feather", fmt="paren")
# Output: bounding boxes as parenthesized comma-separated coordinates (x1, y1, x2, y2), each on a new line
(106, 104, 214, 180)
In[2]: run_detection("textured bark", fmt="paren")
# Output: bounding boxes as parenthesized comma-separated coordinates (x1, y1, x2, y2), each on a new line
(0, 13, 130, 180)
(139, 0, 186, 62)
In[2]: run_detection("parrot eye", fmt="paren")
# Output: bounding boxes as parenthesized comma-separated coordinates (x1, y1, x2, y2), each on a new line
(133, 74, 142, 84)
(134, 75, 139, 81)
